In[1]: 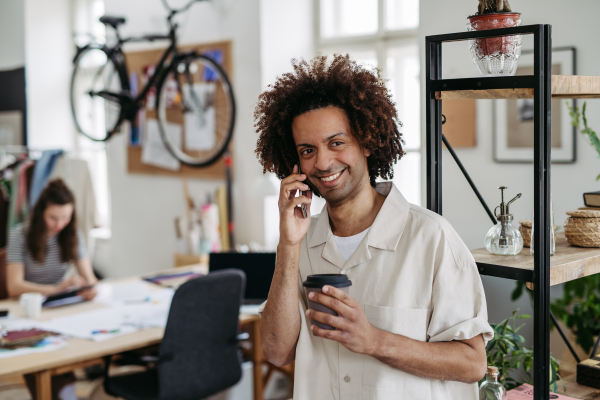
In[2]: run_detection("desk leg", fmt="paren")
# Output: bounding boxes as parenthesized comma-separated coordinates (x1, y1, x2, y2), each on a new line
(35, 370, 52, 400)
(251, 319, 264, 400)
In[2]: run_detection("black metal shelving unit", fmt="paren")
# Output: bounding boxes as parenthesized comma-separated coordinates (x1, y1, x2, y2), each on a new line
(426, 25, 553, 400)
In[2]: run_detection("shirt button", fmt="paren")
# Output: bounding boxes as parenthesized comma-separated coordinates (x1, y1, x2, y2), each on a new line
(344, 375, 351, 383)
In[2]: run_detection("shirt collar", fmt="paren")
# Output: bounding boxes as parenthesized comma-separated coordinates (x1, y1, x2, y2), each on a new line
(308, 182, 410, 252)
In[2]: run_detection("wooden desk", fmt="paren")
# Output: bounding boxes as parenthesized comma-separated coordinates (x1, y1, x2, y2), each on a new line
(0, 273, 263, 400)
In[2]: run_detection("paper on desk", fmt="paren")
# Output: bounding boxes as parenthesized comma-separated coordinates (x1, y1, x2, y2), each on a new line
(0, 316, 37, 330)
(183, 83, 216, 151)
(240, 304, 261, 315)
(111, 281, 151, 302)
(0, 336, 67, 359)
(38, 288, 174, 342)
(141, 119, 181, 171)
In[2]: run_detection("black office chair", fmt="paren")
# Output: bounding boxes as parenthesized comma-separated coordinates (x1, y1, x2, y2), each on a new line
(103, 269, 247, 400)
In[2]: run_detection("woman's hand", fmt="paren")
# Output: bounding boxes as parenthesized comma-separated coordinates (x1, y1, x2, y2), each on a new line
(77, 286, 98, 301)
(278, 164, 313, 247)
(56, 275, 87, 293)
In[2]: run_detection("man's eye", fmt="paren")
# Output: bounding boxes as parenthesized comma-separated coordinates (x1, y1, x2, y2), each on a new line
(301, 149, 313, 155)
(331, 141, 343, 147)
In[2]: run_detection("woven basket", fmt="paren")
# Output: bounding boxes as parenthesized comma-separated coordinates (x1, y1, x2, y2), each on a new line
(564, 209, 600, 247)
(518, 219, 557, 248)
(519, 219, 532, 247)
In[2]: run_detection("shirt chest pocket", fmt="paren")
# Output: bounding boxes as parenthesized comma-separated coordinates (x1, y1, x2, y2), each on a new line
(362, 305, 432, 399)
(364, 304, 428, 341)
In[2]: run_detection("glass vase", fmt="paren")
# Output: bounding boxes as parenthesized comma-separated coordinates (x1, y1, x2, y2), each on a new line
(530, 197, 556, 256)
(467, 14, 522, 77)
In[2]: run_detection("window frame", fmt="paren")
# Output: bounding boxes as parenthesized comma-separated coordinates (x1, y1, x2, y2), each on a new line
(314, 0, 421, 205)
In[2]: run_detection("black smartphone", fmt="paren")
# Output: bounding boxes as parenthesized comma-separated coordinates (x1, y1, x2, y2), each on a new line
(297, 164, 308, 218)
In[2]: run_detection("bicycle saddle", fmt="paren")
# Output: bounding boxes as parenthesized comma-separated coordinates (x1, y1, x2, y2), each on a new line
(99, 16, 126, 29)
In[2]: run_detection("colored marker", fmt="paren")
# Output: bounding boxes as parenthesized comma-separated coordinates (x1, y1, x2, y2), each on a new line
(92, 329, 120, 335)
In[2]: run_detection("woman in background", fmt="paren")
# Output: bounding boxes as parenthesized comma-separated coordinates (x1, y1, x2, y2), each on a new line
(7, 178, 97, 298)
(6, 178, 97, 400)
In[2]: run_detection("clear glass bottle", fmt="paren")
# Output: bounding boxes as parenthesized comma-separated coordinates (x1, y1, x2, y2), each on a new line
(479, 366, 507, 400)
(530, 196, 556, 256)
(485, 187, 523, 256)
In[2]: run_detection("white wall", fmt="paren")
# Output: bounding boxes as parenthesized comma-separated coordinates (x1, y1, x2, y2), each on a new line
(24, 0, 76, 150)
(0, 0, 25, 71)
(259, 0, 314, 89)
(103, 0, 264, 278)
(418, 0, 600, 345)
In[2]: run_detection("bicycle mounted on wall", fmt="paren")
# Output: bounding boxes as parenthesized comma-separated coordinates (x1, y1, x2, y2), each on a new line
(70, 0, 236, 167)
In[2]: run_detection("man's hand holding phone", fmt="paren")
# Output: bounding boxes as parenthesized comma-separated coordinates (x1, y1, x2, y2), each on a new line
(278, 164, 312, 246)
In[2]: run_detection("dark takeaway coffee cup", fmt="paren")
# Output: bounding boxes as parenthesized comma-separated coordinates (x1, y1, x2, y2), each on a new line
(303, 274, 352, 331)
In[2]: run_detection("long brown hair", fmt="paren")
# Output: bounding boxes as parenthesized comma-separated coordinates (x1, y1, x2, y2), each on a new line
(27, 179, 78, 263)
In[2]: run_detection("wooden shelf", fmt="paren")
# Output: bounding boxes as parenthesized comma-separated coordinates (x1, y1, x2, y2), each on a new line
(472, 233, 600, 288)
(436, 75, 600, 100)
(561, 374, 600, 399)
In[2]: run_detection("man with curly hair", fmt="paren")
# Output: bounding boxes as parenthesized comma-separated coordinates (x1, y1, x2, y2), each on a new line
(256, 54, 493, 399)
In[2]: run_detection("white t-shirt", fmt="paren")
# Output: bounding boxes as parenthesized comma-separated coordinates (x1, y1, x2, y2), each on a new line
(333, 228, 370, 262)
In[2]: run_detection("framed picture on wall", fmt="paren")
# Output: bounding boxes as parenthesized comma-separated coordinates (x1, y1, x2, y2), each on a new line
(493, 47, 576, 163)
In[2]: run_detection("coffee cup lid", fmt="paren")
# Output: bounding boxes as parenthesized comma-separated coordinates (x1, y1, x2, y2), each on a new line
(303, 274, 352, 288)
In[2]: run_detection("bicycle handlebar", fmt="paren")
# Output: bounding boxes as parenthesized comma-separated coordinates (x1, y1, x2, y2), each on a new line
(161, 0, 206, 16)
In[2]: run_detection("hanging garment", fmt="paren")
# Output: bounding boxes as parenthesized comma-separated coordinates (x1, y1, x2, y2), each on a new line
(16, 160, 34, 216)
(50, 156, 98, 246)
(29, 149, 63, 208)
(8, 160, 34, 233)
(0, 183, 10, 248)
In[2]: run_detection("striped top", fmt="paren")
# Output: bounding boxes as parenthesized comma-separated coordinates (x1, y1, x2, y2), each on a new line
(7, 224, 88, 285)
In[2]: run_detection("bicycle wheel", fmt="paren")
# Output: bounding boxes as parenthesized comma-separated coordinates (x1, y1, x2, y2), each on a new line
(156, 53, 235, 167)
(70, 46, 125, 141)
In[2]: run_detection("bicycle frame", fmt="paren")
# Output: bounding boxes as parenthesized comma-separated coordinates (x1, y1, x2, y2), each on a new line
(76, 0, 203, 121)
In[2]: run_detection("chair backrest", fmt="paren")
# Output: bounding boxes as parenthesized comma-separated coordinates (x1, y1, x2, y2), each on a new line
(0, 248, 8, 300)
(157, 269, 246, 400)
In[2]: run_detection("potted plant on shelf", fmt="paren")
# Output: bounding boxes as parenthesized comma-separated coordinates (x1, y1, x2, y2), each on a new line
(568, 102, 600, 180)
(512, 277, 600, 377)
(551, 275, 600, 376)
(467, 0, 523, 76)
(483, 309, 563, 393)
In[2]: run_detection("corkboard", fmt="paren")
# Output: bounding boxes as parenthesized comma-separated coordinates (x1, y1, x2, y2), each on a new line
(442, 99, 476, 148)
(125, 40, 233, 180)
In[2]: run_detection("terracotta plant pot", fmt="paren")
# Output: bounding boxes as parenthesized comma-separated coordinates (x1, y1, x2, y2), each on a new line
(468, 12, 521, 55)
(467, 12, 523, 76)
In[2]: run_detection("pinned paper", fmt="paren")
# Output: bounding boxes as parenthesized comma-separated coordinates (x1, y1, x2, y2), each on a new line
(201, 50, 223, 81)
(183, 83, 216, 151)
(141, 119, 182, 171)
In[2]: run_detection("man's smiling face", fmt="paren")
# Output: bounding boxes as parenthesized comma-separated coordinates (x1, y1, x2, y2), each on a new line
(292, 106, 371, 206)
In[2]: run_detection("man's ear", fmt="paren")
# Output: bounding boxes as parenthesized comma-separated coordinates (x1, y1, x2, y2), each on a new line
(362, 147, 371, 157)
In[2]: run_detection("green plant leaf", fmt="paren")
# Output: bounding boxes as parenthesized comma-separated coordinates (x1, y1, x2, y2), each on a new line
(511, 282, 524, 301)
(516, 314, 532, 319)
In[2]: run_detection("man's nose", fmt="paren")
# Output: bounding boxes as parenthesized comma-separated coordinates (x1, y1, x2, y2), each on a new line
(314, 149, 335, 172)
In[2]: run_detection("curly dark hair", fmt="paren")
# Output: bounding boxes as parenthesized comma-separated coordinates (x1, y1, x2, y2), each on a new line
(27, 179, 78, 264)
(254, 54, 405, 196)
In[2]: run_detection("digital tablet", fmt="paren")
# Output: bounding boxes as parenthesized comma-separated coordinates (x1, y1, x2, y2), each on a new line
(42, 285, 94, 308)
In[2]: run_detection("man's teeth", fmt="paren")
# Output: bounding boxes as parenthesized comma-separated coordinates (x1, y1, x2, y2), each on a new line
(320, 171, 341, 182)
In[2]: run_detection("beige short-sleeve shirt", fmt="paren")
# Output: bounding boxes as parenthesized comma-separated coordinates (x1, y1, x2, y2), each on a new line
(262, 182, 493, 400)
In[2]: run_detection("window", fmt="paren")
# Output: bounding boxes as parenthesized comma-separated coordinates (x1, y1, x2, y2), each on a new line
(317, 0, 421, 206)
(73, 0, 111, 228)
